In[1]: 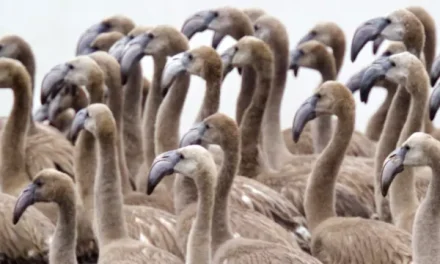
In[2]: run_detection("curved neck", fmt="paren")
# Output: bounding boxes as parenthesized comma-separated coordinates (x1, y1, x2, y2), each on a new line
(332, 39, 345, 75)
(390, 82, 428, 229)
(142, 57, 166, 166)
(0, 78, 32, 194)
(261, 46, 292, 170)
(186, 168, 215, 264)
(413, 148, 440, 264)
(105, 69, 131, 194)
(122, 62, 144, 178)
(17, 48, 37, 133)
(312, 62, 337, 153)
(155, 73, 190, 190)
(195, 77, 221, 123)
(235, 67, 256, 125)
(365, 83, 397, 141)
(95, 130, 128, 247)
(373, 86, 410, 220)
(239, 71, 272, 178)
(305, 109, 355, 232)
(211, 140, 239, 253)
(50, 197, 77, 264)
(74, 131, 96, 212)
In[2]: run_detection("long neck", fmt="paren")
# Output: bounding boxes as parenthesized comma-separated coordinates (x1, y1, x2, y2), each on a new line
(365, 82, 397, 141)
(239, 71, 272, 178)
(373, 86, 410, 221)
(50, 197, 78, 264)
(186, 169, 215, 264)
(235, 67, 256, 125)
(261, 46, 292, 170)
(142, 57, 166, 166)
(211, 140, 238, 254)
(154, 74, 190, 191)
(311, 61, 337, 153)
(0, 78, 32, 194)
(195, 78, 221, 123)
(95, 130, 128, 247)
(122, 62, 144, 181)
(305, 109, 355, 232)
(389, 82, 428, 229)
(18, 48, 37, 133)
(105, 71, 131, 194)
(413, 150, 440, 264)
(332, 39, 345, 75)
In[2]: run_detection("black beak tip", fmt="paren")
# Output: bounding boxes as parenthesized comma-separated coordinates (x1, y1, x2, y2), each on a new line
(431, 76, 437, 87)
(121, 74, 128, 86)
(292, 130, 300, 143)
(430, 108, 437, 121)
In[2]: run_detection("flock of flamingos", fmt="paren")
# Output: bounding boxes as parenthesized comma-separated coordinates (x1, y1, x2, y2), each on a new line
(1, 3, 440, 264)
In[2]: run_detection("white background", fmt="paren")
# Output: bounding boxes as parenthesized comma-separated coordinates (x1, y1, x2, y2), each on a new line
(0, 0, 438, 133)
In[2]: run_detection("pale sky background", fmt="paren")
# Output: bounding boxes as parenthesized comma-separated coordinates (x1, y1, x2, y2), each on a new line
(0, 0, 439, 134)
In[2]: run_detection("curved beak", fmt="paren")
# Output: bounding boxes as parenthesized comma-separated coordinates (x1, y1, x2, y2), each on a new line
(48, 92, 67, 124)
(120, 34, 152, 85)
(109, 36, 131, 62)
(147, 150, 182, 195)
(297, 31, 315, 45)
(351, 17, 390, 62)
(179, 122, 207, 147)
(430, 55, 440, 87)
(380, 146, 408, 196)
(220, 46, 238, 77)
(359, 57, 393, 103)
(429, 84, 440, 120)
(289, 49, 302, 77)
(76, 22, 110, 56)
(212, 32, 226, 49)
(40, 64, 70, 104)
(372, 36, 385, 55)
(13, 183, 37, 224)
(292, 94, 319, 142)
(181, 10, 218, 39)
(161, 52, 188, 91)
(33, 103, 49, 122)
(346, 67, 368, 93)
(68, 108, 88, 143)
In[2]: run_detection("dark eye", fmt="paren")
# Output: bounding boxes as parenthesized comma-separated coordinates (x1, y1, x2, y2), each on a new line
(147, 33, 155, 39)
(128, 35, 134, 40)
(205, 123, 210, 129)
(382, 51, 391, 57)
(404, 145, 410, 150)
(212, 11, 219, 17)
(310, 30, 317, 36)
(254, 24, 260, 31)
(234, 46, 239, 52)
(299, 49, 305, 56)
(316, 93, 322, 99)
(67, 63, 74, 70)
(102, 22, 111, 29)
(34, 179, 43, 187)
(0, 44, 3, 51)
(180, 153, 185, 159)
(187, 53, 193, 61)
(390, 61, 396, 67)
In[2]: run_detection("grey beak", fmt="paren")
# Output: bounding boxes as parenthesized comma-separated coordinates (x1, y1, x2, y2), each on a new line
(161, 52, 189, 91)
(346, 67, 368, 93)
(380, 146, 408, 196)
(181, 10, 218, 40)
(430, 55, 440, 87)
(289, 49, 303, 77)
(351, 17, 391, 62)
(212, 32, 226, 49)
(13, 183, 37, 224)
(429, 84, 440, 120)
(292, 94, 319, 142)
(297, 31, 316, 45)
(220, 46, 237, 78)
(120, 34, 153, 85)
(147, 150, 182, 195)
(76, 22, 110, 56)
(109, 36, 131, 62)
(179, 122, 207, 147)
(68, 108, 88, 143)
(372, 36, 385, 55)
(40, 63, 70, 104)
(359, 57, 394, 103)
(33, 103, 50, 122)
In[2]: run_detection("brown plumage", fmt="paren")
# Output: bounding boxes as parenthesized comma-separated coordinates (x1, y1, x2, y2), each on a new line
(0, 57, 55, 263)
(294, 81, 412, 263)
(0, 35, 74, 190)
(383, 132, 440, 264)
(70, 103, 182, 264)
(13, 169, 79, 264)
(44, 56, 182, 259)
